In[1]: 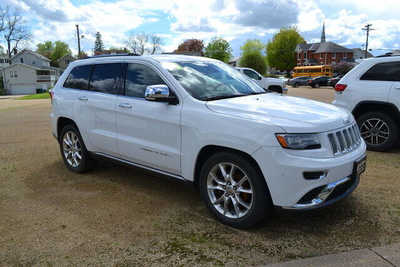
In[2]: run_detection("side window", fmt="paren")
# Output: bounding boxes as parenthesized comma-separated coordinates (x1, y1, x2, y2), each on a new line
(89, 63, 124, 94)
(360, 62, 400, 81)
(243, 69, 261, 80)
(125, 63, 165, 98)
(63, 65, 92, 90)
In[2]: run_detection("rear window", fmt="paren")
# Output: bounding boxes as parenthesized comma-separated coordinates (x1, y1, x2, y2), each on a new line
(63, 65, 92, 90)
(360, 62, 400, 81)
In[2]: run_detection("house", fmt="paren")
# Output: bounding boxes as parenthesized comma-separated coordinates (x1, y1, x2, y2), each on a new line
(1, 50, 61, 95)
(57, 54, 75, 70)
(0, 55, 10, 77)
(352, 48, 373, 60)
(295, 23, 354, 66)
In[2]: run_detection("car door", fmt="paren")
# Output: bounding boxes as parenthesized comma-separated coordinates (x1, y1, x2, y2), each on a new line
(85, 63, 124, 156)
(387, 62, 400, 113)
(61, 64, 92, 144)
(243, 69, 263, 88)
(115, 62, 181, 175)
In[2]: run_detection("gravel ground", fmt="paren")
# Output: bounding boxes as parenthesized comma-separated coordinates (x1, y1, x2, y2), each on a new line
(0, 89, 399, 266)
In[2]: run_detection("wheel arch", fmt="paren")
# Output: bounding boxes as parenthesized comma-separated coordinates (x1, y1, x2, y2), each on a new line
(193, 145, 266, 189)
(57, 116, 80, 142)
(352, 101, 400, 124)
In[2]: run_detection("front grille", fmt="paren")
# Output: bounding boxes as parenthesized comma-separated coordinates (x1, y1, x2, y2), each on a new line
(328, 124, 362, 155)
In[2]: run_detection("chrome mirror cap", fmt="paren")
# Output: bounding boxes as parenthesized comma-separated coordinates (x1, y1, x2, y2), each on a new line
(145, 84, 170, 101)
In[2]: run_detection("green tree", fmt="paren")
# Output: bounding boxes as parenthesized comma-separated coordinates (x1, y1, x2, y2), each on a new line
(36, 41, 72, 67)
(204, 37, 232, 63)
(94, 32, 104, 53)
(239, 39, 267, 75)
(266, 27, 305, 73)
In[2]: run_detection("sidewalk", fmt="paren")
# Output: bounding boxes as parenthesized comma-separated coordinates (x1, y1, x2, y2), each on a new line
(267, 243, 399, 267)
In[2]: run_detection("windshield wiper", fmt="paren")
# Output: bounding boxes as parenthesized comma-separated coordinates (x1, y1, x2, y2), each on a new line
(202, 94, 246, 101)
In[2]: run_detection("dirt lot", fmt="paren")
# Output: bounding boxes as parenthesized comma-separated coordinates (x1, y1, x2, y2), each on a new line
(0, 87, 399, 266)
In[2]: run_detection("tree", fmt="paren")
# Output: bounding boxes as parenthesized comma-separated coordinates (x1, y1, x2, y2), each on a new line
(204, 37, 232, 63)
(94, 32, 104, 53)
(174, 39, 204, 56)
(239, 39, 267, 74)
(36, 41, 72, 67)
(241, 39, 264, 55)
(126, 33, 163, 55)
(333, 62, 354, 75)
(266, 27, 305, 73)
(0, 6, 31, 60)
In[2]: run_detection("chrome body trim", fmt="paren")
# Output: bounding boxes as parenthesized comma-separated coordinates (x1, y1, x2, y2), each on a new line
(94, 152, 185, 181)
(281, 176, 352, 210)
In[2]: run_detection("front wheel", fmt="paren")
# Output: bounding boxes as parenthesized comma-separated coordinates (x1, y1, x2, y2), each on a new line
(199, 152, 272, 229)
(314, 83, 320, 88)
(357, 112, 399, 151)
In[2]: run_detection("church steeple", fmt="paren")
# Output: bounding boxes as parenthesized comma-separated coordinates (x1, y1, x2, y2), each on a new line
(321, 22, 326, 43)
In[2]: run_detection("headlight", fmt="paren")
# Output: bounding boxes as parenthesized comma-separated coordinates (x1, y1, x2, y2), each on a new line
(276, 133, 321, 150)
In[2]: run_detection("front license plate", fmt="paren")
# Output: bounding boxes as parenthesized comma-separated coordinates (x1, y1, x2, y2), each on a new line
(355, 157, 367, 177)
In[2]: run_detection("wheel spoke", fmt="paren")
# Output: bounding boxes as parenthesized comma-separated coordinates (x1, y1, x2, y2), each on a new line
(229, 165, 236, 178)
(235, 195, 250, 210)
(230, 196, 241, 217)
(208, 185, 225, 191)
(210, 172, 225, 186)
(223, 196, 229, 215)
(75, 152, 82, 160)
(213, 195, 224, 205)
(218, 164, 228, 180)
(237, 187, 253, 194)
(237, 176, 248, 187)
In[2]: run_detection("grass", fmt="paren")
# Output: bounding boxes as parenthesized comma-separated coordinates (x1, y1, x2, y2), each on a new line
(16, 92, 50, 100)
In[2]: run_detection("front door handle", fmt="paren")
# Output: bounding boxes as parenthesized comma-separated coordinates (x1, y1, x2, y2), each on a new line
(78, 96, 88, 101)
(118, 103, 132, 109)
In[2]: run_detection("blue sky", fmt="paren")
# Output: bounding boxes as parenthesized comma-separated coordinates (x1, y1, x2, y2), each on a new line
(2, 0, 400, 57)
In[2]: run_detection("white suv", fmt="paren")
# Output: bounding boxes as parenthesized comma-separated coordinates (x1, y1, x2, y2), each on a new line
(333, 56, 400, 151)
(235, 67, 288, 94)
(50, 55, 366, 228)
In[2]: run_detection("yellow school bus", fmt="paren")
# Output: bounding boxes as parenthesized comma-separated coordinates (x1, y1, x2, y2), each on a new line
(292, 65, 333, 78)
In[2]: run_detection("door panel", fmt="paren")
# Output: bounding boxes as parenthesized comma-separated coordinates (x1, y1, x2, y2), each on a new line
(116, 63, 181, 174)
(85, 63, 124, 155)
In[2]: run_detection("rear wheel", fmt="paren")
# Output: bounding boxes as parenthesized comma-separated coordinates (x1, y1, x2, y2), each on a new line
(293, 83, 298, 88)
(314, 83, 320, 88)
(59, 124, 93, 172)
(357, 112, 399, 151)
(199, 152, 272, 229)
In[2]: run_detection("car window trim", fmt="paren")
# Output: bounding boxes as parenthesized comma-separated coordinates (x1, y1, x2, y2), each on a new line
(360, 61, 400, 82)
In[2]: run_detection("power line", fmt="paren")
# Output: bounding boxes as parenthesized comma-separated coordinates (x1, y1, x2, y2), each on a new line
(362, 24, 374, 58)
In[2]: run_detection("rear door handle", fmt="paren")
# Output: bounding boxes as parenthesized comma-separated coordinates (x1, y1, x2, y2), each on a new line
(118, 103, 132, 109)
(78, 96, 88, 101)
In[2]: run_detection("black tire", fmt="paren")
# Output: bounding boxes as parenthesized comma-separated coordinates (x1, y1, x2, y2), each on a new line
(314, 83, 320, 88)
(293, 83, 298, 88)
(199, 152, 272, 229)
(59, 124, 93, 173)
(357, 112, 399, 152)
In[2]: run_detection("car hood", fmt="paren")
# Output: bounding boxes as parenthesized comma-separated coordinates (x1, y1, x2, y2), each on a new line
(206, 94, 353, 133)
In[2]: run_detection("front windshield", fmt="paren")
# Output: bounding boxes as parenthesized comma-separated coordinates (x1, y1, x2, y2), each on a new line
(160, 60, 266, 101)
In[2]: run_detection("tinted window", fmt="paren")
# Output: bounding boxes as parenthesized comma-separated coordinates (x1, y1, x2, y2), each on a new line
(243, 69, 261, 80)
(360, 62, 400, 81)
(63, 65, 92, 90)
(125, 64, 165, 98)
(89, 63, 124, 94)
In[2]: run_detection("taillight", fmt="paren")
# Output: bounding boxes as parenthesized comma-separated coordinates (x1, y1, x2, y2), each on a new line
(335, 84, 347, 92)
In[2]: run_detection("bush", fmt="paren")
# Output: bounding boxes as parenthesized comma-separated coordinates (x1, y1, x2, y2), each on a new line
(239, 52, 267, 75)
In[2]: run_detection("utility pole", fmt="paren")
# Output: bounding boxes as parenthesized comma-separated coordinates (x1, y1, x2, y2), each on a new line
(76, 24, 81, 58)
(362, 24, 374, 58)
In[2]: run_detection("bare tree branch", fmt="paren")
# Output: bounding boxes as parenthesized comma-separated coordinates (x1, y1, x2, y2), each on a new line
(2, 6, 31, 60)
(126, 32, 163, 55)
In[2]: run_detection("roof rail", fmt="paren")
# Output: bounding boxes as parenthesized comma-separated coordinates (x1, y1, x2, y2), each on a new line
(376, 52, 400, 58)
(88, 53, 140, 58)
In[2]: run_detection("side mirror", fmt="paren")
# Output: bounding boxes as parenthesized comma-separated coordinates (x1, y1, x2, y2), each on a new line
(144, 85, 178, 104)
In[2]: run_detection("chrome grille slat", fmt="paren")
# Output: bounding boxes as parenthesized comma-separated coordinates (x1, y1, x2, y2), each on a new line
(328, 123, 362, 156)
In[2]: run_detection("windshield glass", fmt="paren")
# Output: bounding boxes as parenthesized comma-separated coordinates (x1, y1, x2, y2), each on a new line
(160, 60, 266, 101)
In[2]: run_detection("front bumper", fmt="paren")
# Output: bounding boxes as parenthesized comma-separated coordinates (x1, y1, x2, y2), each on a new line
(252, 141, 366, 208)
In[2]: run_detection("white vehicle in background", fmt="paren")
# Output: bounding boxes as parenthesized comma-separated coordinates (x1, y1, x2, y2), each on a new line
(332, 55, 400, 151)
(236, 67, 288, 94)
(51, 54, 366, 229)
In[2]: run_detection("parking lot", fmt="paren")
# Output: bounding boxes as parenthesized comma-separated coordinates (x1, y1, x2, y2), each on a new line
(0, 87, 399, 265)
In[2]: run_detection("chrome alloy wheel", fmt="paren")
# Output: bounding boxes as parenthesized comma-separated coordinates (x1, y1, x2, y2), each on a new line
(207, 162, 254, 219)
(360, 118, 390, 146)
(62, 131, 82, 168)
